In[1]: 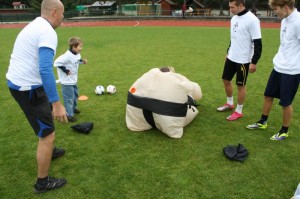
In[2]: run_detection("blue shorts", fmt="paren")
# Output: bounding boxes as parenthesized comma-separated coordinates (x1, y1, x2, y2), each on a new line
(9, 86, 55, 138)
(222, 58, 249, 86)
(264, 69, 300, 106)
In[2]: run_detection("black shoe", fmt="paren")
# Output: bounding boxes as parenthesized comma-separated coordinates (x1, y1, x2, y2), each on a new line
(74, 109, 81, 114)
(67, 116, 77, 122)
(34, 176, 67, 193)
(52, 147, 65, 160)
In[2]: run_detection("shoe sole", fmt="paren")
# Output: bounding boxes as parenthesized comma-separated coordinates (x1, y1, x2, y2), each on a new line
(227, 117, 242, 121)
(270, 137, 287, 141)
(217, 108, 234, 112)
(227, 114, 243, 121)
(246, 126, 267, 130)
(34, 185, 66, 194)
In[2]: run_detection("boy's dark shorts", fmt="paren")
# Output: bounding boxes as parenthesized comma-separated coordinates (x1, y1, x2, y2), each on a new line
(264, 69, 300, 106)
(9, 86, 55, 138)
(222, 58, 250, 86)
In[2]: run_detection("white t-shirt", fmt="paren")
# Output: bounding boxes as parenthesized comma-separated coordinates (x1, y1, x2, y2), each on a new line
(54, 50, 82, 85)
(273, 9, 300, 75)
(228, 11, 262, 64)
(6, 17, 57, 90)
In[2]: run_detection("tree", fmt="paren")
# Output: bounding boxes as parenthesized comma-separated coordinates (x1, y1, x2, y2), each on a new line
(251, 0, 258, 14)
(27, 0, 77, 11)
(219, 0, 225, 16)
(27, 0, 42, 11)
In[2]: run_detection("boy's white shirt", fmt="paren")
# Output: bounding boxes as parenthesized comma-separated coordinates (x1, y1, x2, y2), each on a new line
(54, 50, 82, 85)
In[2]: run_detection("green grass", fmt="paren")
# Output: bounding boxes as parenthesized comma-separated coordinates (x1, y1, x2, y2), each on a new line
(1, 26, 299, 199)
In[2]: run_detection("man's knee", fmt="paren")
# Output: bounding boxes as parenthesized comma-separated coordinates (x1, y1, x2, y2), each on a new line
(264, 96, 273, 102)
(39, 132, 55, 145)
(237, 85, 246, 91)
(223, 79, 231, 86)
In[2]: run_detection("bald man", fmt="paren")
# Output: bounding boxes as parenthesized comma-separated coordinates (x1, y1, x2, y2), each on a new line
(6, 0, 67, 193)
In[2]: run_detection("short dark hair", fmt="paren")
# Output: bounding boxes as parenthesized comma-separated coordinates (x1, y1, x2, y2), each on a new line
(159, 67, 175, 73)
(69, 37, 83, 48)
(229, 0, 245, 6)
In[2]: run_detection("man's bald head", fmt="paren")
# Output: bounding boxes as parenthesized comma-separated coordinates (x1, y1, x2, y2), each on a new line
(41, 0, 64, 29)
(41, 0, 62, 16)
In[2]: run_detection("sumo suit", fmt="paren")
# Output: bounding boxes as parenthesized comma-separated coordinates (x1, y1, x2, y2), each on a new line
(126, 68, 202, 138)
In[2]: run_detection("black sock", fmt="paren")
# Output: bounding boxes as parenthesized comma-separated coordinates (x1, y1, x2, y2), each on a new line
(37, 176, 48, 184)
(258, 114, 268, 124)
(280, 126, 289, 133)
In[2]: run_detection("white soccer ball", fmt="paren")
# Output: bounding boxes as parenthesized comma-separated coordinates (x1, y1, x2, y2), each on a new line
(106, 85, 116, 94)
(95, 85, 105, 95)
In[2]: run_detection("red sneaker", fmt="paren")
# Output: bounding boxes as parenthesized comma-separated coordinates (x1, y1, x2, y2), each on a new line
(227, 111, 243, 121)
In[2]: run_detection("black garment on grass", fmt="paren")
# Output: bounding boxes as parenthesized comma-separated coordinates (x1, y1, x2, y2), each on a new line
(71, 122, 93, 134)
(223, 143, 248, 162)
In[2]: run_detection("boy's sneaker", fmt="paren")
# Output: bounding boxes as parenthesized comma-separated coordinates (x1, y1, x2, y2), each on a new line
(217, 103, 234, 112)
(52, 147, 65, 160)
(34, 176, 67, 193)
(67, 116, 77, 122)
(246, 122, 268, 130)
(270, 132, 289, 141)
(227, 111, 243, 121)
(74, 109, 80, 114)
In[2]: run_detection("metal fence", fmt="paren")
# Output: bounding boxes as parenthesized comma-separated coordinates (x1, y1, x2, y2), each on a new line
(0, 11, 82, 23)
(0, 12, 38, 23)
(0, 9, 216, 23)
(0, 9, 279, 23)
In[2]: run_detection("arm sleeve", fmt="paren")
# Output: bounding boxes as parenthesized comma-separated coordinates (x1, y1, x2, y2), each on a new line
(58, 66, 70, 74)
(227, 41, 231, 54)
(251, 39, 262, 64)
(39, 47, 60, 103)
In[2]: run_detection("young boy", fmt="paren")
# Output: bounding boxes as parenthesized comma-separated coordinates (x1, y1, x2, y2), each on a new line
(54, 37, 87, 122)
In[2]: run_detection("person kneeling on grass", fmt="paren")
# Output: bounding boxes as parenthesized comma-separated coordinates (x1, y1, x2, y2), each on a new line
(126, 67, 202, 138)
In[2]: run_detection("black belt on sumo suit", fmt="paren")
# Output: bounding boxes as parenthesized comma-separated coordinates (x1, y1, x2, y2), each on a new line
(127, 91, 196, 128)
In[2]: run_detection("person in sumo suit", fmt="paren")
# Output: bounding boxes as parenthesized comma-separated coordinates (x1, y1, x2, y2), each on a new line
(126, 67, 202, 138)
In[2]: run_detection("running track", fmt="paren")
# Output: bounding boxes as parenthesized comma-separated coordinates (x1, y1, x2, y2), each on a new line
(0, 20, 280, 29)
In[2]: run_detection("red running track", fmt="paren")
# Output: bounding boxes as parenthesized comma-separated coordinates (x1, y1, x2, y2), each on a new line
(0, 20, 280, 29)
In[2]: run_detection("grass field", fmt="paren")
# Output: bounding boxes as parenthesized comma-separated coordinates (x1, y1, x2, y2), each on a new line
(0, 25, 299, 199)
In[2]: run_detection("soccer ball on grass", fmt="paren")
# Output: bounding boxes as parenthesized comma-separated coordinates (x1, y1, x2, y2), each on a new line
(106, 85, 116, 94)
(95, 85, 105, 95)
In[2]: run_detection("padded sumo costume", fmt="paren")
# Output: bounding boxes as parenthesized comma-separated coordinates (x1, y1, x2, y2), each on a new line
(126, 68, 202, 138)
